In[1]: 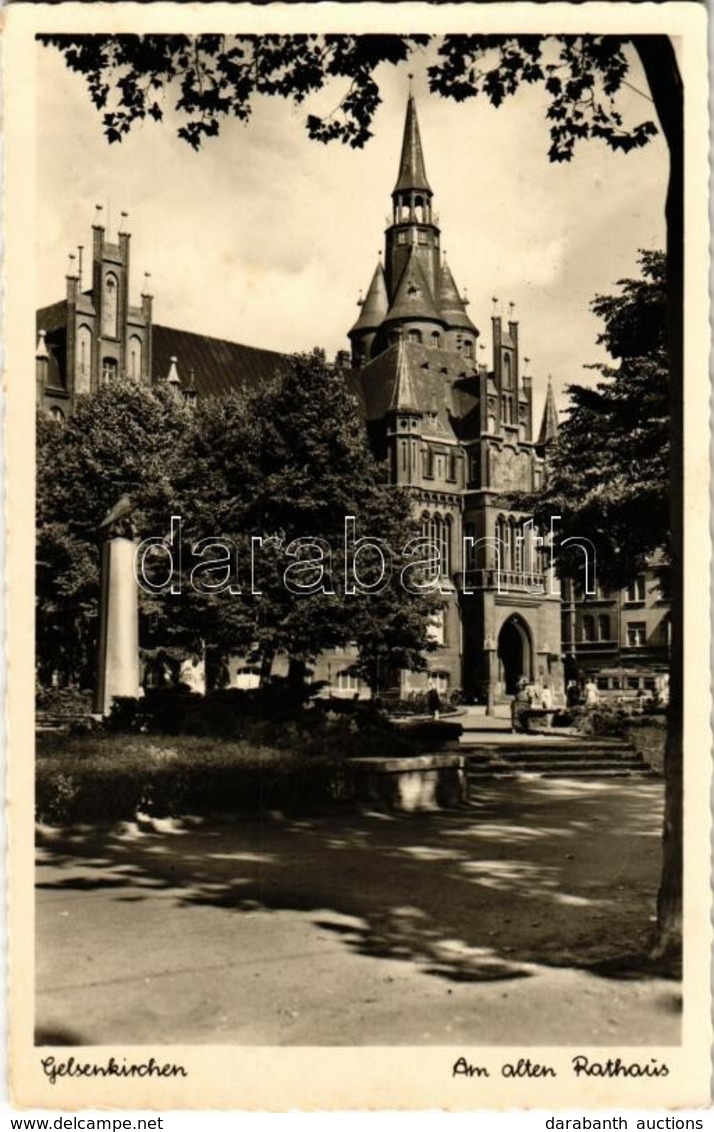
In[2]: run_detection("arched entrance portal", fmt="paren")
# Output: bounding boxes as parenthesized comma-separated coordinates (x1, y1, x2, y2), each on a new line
(498, 615, 532, 695)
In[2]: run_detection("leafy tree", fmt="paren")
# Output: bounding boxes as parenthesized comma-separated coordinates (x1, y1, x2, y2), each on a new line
(39, 33, 660, 159)
(36, 381, 192, 686)
(39, 31, 685, 968)
(526, 250, 669, 592)
(173, 351, 439, 691)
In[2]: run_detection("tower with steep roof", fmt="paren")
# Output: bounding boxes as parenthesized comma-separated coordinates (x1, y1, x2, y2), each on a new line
(349, 90, 479, 367)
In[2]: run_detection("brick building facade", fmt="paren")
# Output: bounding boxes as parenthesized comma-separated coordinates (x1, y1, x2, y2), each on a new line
(36, 93, 669, 706)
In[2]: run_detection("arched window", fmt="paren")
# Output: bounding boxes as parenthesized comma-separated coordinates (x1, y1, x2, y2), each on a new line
(407, 329, 422, 344)
(431, 331, 442, 348)
(513, 520, 524, 574)
(421, 513, 437, 581)
(414, 195, 425, 223)
(49, 406, 65, 424)
(128, 335, 143, 381)
(75, 324, 92, 395)
(508, 516, 518, 572)
(421, 513, 451, 579)
(101, 357, 118, 385)
(102, 272, 119, 339)
(495, 515, 508, 574)
(463, 340, 473, 358)
(440, 516, 451, 578)
(464, 522, 477, 570)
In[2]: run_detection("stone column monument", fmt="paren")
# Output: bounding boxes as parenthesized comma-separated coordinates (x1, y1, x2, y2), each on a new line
(93, 494, 141, 715)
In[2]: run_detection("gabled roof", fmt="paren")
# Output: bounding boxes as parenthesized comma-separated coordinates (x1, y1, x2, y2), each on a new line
(37, 300, 68, 335)
(151, 324, 287, 399)
(436, 259, 479, 335)
(349, 260, 388, 336)
(394, 92, 432, 195)
(357, 340, 479, 437)
(538, 377, 559, 445)
(383, 247, 443, 326)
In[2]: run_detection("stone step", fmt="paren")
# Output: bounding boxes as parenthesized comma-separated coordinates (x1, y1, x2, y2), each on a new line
(461, 744, 638, 760)
(462, 741, 658, 780)
(468, 756, 651, 774)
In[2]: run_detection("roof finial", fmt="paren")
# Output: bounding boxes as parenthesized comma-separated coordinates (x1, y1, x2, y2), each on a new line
(67, 252, 77, 278)
(77, 245, 84, 288)
(93, 203, 104, 228)
(119, 210, 129, 235)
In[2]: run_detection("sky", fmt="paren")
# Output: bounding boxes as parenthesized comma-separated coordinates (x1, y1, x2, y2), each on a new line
(36, 38, 668, 427)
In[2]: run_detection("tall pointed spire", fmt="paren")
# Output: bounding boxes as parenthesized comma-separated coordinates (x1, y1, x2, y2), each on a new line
(393, 90, 431, 194)
(538, 377, 559, 445)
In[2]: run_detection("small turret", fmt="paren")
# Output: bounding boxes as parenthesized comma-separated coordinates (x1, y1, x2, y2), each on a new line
(388, 334, 423, 487)
(349, 259, 389, 366)
(36, 329, 50, 408)
(166, 356, 181, 390)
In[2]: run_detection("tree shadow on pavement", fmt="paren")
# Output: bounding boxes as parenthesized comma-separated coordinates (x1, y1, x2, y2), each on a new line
(36, 776, 673, 992)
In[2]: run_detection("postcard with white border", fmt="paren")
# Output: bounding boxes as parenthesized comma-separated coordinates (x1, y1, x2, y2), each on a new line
(4, 0, 711, 1112)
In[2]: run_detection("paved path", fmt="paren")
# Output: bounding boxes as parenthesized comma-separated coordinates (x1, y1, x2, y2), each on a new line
(36, 776, 679, 1047)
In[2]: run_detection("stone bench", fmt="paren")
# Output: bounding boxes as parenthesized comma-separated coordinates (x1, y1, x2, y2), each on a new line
(347, 753, 467, 812)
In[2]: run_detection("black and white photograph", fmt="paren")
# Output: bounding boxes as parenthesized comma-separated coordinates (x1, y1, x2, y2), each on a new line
(5, 0, 710, 1113)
